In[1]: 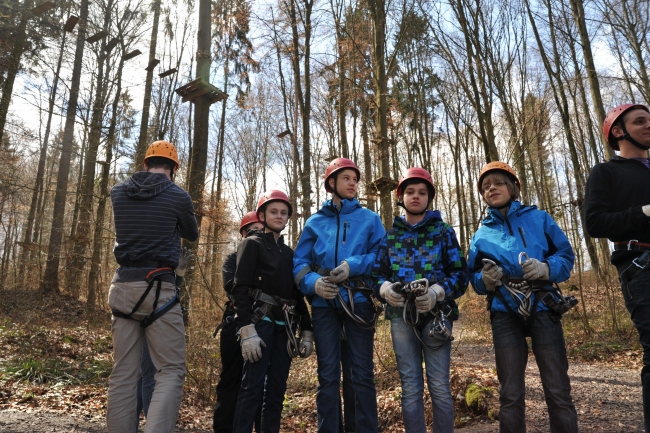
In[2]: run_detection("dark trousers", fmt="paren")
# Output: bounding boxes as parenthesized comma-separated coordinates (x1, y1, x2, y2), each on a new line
(213, 319, 261, 433)
(233, 321, 292, 433)
(621, 269, 650, 433)
(340, 338, 356, 432)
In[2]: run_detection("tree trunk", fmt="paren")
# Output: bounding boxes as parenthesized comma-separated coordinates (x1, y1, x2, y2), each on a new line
(39, 0, 89, 294)
(134, 0, 163, 169)
(0, 0, 34, 145)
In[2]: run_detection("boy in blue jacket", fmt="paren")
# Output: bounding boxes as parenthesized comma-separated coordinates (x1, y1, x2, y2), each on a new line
(372, 167, 468, 433)
(293, 158, 385, 433)
(467, 162, 578, 433)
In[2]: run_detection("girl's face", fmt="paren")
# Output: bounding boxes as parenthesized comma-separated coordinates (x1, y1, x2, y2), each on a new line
(260, 202, 290, 232)
(402, 183, 429, 214)
(482, 174, 512, 208)
(330, 169, 358, 199)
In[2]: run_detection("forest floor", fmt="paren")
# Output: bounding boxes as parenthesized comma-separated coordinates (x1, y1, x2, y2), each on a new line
(0, 288, 644, 432)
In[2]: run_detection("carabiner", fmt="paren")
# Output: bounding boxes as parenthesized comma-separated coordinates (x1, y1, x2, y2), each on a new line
(518, 251, 529, 266)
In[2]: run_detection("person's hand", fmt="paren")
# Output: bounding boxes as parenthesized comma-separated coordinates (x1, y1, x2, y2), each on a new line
(379, 281, 405, 307)
(521, 258, 550, 281)
(415, 284, 445, 313)
(298, 330, 314, 358)
(643, 205, 650, 217)
(315, 277, 339, 300)
(328, 261, 350, 283)
(239, 324, 266, 363)
(175, 247, 194, 276)
(482, 262, 503, 291)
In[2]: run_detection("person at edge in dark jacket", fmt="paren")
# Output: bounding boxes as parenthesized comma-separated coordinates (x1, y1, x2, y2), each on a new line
(213, 211, 264, 433)
(231, 190, 314, 433)
(107, 140, 199, 433)
(585, 103, 650, 433)
(467, 162, 578, 433)
(293, 158, 386, 433)
(372, 167, 468, 433)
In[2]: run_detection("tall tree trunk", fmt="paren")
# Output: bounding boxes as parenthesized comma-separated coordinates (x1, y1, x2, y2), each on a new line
(67, 0, 113, 297)
(40, 0, 89, 294)
(134, 0, 163, 169)
(19, 26, 67, 281)
(0, 0, 34, 145)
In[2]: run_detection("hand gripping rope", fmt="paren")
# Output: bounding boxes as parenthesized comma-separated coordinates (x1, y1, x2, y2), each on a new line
(111, 268, 179, 328)
(397, 278, 454, 350)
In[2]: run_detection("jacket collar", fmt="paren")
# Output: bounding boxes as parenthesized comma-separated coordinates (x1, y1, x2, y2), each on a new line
(319, 197, 362, 216)
(394, 209, 441, 230)
(484, 200, 536, 223)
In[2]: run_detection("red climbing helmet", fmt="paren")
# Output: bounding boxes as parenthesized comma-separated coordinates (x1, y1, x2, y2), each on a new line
(396, 167, 435, 199)
(603, 104, 650, 150)
(239, 211, 261, 235)
(256, 190, 293, 217)
(324, 158, 361, 193)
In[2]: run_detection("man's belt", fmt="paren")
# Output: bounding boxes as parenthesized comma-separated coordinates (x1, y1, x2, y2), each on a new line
(120, 260, 174, 268)
(614, 240, 650, 252)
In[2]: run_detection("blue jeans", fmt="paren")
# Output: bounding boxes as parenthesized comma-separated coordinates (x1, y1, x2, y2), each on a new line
(491, 311, 577, 433)
(390, 316, 454, 433)
(232, 320, 292, 433)
(312, 304, 378, 433)
(621, 268, 650, 433)
(136, 337, 156, 430)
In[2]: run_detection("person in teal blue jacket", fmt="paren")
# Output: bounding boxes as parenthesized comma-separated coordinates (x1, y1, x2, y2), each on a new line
(467, 162, 578, 433)
(372, 167, 468, 433)
(293, 157, 385, 433)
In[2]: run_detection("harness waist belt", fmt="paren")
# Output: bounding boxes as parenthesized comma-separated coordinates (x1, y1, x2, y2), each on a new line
(248, 288, 296, 307)
(614, 241, 650, 252)
(120, 260, 174, 268)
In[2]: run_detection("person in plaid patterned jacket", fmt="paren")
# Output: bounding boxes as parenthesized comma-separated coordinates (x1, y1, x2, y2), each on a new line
(372, 167, 468, 433)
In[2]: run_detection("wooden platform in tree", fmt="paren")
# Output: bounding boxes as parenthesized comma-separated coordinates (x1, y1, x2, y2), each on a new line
(64, 15, 78, 32)
(159, 68, 177, 78)
(174, 78, 227, 104)
(145, 59, 160, 71)
(122, 50, 142, 61)
(104, 37, 119, 52)
(86, 31, 107, 44)
(31, 1, 55, 15)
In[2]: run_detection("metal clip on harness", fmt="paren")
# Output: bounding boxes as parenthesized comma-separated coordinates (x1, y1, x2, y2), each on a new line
(337, 277, 382, 331)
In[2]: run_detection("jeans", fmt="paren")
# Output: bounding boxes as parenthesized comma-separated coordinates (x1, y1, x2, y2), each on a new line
(621, 268, 650, 433)
(312, 304, 378, 433)
(214, 319, 261, 433)
(135, 337, 156, 430)
(390, 316, 454, 433)
(491, 311, 577, 433)
(340, 339, 356, 432)
(232, 320, 292, 433)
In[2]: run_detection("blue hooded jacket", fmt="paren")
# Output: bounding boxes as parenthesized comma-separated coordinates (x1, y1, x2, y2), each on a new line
(293, 197, 386, 308)
(467, 201, 575, 315)
(372, 210, 468, 320)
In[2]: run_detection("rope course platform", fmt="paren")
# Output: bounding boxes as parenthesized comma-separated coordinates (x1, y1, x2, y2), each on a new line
(104, 37, 119, 52)
(64, 15, 78, 32)
(159, 68, 177, 78)
(122, 50, 142, 61)
(145, 59, 160, 71)
(174, 78, 227, 104)
(86, 31, 107, 44)
(31, 1, 55, 15)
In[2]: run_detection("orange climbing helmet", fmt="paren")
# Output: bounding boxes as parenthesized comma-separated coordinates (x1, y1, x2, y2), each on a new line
(256, 190, 293, 217)
(396, 167, 435, 199)
(602, 104, 650, 150)
(144, 140, 179, 169)
(324, 158, 360, 193)
(477, 162, 520, 194)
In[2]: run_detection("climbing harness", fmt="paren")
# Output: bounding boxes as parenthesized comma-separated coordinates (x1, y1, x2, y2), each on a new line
(112, 267, 179, 328)
(399, 278, 454, 350)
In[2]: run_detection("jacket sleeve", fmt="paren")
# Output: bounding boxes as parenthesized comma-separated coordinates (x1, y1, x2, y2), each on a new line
(585, 163, 649, 239)
(232, 238, 258, 327)
(543, 212, 575, 283)
(346, 214, 386, 277)
(437, 224, 469, 301)
(371, 234, 392, 301)
(179, 194, 199, 242)
(295, 292, 313, 331)
(293, 224, 321, 296)
(222, 252, 237, 294)
(467, 233, 490, 296)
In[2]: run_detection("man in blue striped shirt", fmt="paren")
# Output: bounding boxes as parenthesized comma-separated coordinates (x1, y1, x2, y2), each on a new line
(107, 140, 198, 433)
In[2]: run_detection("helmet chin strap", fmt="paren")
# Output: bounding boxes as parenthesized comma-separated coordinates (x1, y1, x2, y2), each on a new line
(619, 124, 650, 150)
(330, 177, 347, 203)
(397, 200, 428, 216)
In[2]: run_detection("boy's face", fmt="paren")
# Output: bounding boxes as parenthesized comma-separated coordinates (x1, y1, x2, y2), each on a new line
(260, 202, 290, 232)
(615, 108, 650, 148)
(240, 222, 264, 237)
(402, 182, 429, 213)
(329, 169, 358, 199)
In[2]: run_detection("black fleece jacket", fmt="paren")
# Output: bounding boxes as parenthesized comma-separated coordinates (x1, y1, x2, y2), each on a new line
(232, 230, 312, 331)
(585, 156, 650, 267)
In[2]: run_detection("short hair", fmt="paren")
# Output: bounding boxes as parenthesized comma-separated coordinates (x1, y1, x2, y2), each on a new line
(481, 171, 520, 201)
(145, 156, 175, 172)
